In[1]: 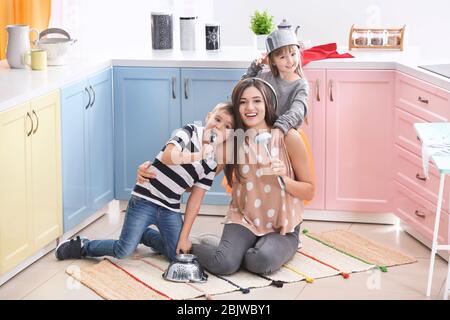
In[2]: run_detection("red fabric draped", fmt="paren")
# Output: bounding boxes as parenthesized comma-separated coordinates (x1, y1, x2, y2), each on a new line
(301, 43, 353, 67)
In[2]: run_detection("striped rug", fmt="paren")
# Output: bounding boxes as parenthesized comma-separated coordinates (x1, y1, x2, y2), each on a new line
(66, 229, 417, 300)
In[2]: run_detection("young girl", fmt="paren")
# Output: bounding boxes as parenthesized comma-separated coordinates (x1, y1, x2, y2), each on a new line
(242, 28, 308, 134)
(192, 78, 315, 275)
(55, 103, 235, 262)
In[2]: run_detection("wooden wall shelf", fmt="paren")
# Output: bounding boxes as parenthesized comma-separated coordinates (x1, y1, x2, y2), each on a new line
(349, 25, 405, 51)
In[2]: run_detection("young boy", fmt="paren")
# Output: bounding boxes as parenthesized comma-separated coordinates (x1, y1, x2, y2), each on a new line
(55, 103, 235, 262)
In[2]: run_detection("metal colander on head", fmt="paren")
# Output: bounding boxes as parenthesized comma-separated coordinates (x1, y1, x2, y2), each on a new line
(162, 254, 208, 283)
(265, 29, 299, 54)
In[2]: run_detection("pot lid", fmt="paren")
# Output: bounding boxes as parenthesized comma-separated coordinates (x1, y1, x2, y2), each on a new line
(278, 19, 292, 29)
(38, 38, 73, 44)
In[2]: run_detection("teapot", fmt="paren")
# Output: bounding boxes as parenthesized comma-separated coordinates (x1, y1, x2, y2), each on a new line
(5, 24, 39, 69)
(277, 19, 305, 49)
(277, 19, 300, 37)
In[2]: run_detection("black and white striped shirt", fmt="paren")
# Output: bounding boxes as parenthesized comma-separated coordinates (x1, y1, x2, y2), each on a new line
(132, 124, 217, 212)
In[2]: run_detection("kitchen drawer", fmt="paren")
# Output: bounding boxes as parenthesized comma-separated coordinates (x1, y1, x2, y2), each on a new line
(394, 181, 449, 245)
(395, 71, 450, 122)
(394, 107, 427, 156)
(394, 144, 450, 213)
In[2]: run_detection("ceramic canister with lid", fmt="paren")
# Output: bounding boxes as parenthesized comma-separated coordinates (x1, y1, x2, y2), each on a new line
(205, 23, 220, 50)
(180, 16, 197, 50)
(151, 12, 173, 49)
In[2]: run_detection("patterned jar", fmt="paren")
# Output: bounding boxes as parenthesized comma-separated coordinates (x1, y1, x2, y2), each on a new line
(205, 23, 220, 50)
(151, 12, 173, 50)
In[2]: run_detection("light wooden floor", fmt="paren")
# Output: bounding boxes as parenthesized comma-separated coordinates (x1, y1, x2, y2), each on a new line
(0, 205, 448, 300)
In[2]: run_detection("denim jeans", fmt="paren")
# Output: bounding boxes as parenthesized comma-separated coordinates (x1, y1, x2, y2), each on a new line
(83, 195, 184, 261)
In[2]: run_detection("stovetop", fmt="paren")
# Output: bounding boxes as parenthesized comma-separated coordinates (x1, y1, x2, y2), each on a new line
(418, 64, 450, 79)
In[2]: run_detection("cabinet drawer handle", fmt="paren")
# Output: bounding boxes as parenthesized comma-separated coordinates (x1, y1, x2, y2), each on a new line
(315, 79, 320, 102)
(32, 110, 39, 134)
(414, 210, 426, 218)
(26, 112, 33, 137)
(85, 87, 92, 109)
(89, 85, 96, 108)
(184, 78, 189, 99)
(416, 173, 427, 181)
(171, 76, 176, 99)
(329, 79, 334, 102)
(418, 96, 429, 104)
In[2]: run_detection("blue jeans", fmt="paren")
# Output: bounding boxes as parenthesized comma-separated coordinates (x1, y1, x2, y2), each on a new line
(83, 195, 184, 261)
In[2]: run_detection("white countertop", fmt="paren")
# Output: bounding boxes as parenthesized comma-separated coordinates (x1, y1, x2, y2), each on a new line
(1, 46, 449, 112)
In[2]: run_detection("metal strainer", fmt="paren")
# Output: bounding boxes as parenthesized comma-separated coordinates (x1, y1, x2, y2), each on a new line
(162, 254, 208, 283)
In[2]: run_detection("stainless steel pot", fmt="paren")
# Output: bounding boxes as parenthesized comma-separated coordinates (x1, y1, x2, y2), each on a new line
(162, 254, 208, 283)
(34, 28, 77, 65)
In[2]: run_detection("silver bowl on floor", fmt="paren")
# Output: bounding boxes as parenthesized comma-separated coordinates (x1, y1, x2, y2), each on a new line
(162, 254, 208, 283)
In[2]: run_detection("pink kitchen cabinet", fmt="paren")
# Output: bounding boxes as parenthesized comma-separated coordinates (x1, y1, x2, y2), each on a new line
(301, 69, 394, 213)
(325, 70, 395, 212)
(393, 71, 450, 243)
(303, 69, 326, 210)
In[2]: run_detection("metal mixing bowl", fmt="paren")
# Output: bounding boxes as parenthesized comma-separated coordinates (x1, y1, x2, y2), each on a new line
(162, 254, 208, 283)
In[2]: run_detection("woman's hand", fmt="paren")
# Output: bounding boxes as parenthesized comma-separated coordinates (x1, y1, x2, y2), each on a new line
(268, 158, 288, 178)
(136, 161, 157, 183)
(176, 238, 192, 255)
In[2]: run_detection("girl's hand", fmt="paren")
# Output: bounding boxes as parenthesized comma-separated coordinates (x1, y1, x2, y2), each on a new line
(176, 238, 192, 255)
(136, 161, 156, 183)
(257, 53, 269, 65)
(268, 158, 287, 177)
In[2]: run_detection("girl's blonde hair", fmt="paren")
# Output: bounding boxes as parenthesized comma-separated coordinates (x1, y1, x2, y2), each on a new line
(268, 44, 304, 78)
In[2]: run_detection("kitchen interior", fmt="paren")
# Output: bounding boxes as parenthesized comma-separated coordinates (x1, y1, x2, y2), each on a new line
(1, 0, 450, 301)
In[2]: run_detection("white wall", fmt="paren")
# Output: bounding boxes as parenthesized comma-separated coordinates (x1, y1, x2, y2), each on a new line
(50, 0, 214, 56)
(213, 0, 450, 59)
(50, 0, 450, 59)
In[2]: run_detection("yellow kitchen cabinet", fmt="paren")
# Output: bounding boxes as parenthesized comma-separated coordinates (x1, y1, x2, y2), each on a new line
(0, 102, 34, 273)
(0, 91, 62, 275)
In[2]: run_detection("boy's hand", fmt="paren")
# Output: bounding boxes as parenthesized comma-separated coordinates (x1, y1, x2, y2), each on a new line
(136, 161, 157, 183)
(176, 238, 192, 255)
(201, 144, 214, 160)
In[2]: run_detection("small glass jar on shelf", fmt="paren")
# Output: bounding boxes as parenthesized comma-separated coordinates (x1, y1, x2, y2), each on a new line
(353, 30, 369, 46)
(387, 31, 401, 46)
(370, 30, 385, 46)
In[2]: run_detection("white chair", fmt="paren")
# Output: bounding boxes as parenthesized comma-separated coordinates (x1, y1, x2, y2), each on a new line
(414, 122, 450, 300)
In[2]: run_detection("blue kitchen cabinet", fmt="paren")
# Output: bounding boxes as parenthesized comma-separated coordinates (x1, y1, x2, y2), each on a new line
(114, 67, 181, 200)
(181, 68, 244, 204)
(113, 67, 244, 205)
(60, 68, 114, 232)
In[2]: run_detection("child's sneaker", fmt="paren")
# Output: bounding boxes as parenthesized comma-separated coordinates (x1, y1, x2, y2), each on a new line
(297, 238, 303, 249)
(55, 236, 89, 260)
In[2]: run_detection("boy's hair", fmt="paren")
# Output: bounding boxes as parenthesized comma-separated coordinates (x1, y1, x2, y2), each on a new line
(268, 44, 304, 78)
(211, 102, 234, 118)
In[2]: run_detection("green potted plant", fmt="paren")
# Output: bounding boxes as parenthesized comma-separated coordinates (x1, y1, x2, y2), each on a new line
(250, 10, 275, 50)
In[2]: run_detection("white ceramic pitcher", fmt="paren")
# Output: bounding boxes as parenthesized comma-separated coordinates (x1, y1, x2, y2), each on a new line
(5, 24, 39, 69)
